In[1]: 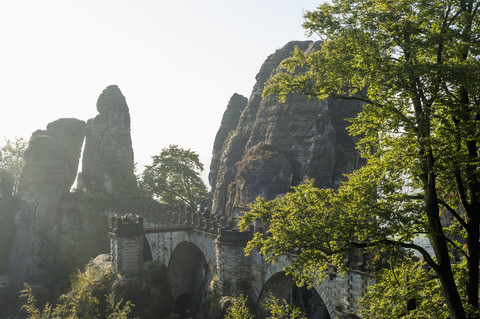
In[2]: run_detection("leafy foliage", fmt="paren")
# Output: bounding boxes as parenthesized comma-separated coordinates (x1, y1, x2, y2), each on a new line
(241, 1, 480, 318)
(362, 258, 449, 319)
(262, 294, 307, 319)
(20, 263, 133, 319)
(226, 294, 306, 319)
(139, 144, 208, 210)
(0, 136, 27, 195)
(226, 295, 255, 319)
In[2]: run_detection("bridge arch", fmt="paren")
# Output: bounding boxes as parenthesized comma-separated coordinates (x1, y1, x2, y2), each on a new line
(167, 241, 210, 318)
(259, 261, 334, 319)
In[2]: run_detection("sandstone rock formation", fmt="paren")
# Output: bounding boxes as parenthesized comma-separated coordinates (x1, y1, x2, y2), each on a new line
(208, 93, 248, 191)
(226, 143, 292, 217)
(209, 41, 365, 216)
(0, 169, 14, 200)
(1, 86, 137, 318)
(8, 118, 86, 287)
(0, 170, 15, 313)
(81, 85, 136, 195)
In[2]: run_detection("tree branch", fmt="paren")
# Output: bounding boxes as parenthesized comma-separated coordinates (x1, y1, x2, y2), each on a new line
(444, 236, 468, 258)
(330, 93, 373, 104)
(389, 240, 439, 272)
(438, 199, 467, 230)
(348, 239, 439, 271)
(454, 169, 471, 212)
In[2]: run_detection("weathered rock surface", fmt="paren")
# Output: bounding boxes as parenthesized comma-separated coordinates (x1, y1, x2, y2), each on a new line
(0, 169, 14, 200)
(0, 86, 137, 318)
(209, 41, 364, 216)
(0, 171, 15, 315)
(208, 93, 248, 191)
(0, 169, 15, 275)
(0, 275, 14, 317)
(81, 85, 136, 195)
(8, 118, 86, 287)
(226, 143, 292, 217)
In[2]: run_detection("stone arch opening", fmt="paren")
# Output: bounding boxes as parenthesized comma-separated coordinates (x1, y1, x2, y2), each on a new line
(142, 235, 153, 262)
(167, 241, 209, 318)
(257, 271, 331, 319)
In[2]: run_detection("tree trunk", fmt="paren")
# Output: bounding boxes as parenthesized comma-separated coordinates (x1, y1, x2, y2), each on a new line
(466, 202, 480, 309)
(425, 169, 467, 319)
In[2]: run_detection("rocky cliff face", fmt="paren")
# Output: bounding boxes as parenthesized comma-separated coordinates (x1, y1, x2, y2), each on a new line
(81, 85, 137, 195)
(209, 41, 364, 217)
(208, 93, 248, 191)
(6, 85, 136, 296)
(8, 118, 86, 287)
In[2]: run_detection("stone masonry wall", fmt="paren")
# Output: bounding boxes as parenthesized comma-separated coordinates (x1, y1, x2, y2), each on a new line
(215, 229, 252, 296)
(110, 236, 143, 273)
(105, 197, 371, 318)
(109, 215, 144, 273)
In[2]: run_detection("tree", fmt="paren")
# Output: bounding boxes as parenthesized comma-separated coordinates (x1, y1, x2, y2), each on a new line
(240, 1, 480, 318)
(0, 136, 24, 273)
(139, 145, 208, 210)
(0, 136, 27, 195)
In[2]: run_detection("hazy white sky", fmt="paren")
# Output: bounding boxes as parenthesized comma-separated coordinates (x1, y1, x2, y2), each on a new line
(0, 1, 321, 184)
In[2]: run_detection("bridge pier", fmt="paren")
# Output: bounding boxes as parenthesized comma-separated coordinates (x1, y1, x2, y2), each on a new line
(215, 228, 252, 296)
(109, 214, 144, 273)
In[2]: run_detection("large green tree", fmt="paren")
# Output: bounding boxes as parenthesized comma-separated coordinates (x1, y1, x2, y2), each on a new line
(239, 1, 480, 318)
(140, 145, 208, 210)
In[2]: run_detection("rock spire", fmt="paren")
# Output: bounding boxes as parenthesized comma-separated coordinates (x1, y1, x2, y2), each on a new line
(80, 85, 137, 195)
(209, 41, 365, 217)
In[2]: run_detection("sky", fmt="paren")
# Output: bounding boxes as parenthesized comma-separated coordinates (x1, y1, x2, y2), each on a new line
(0, 0, 321, 185)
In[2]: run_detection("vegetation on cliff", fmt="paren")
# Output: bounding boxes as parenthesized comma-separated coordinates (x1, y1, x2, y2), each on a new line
(241, 0, 480, 318)
(0, 137, 27, 195)
(0, 137, 25, 273)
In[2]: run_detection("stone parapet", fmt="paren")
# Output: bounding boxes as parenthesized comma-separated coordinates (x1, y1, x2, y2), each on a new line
(110, 214, 144, 238)
(216, 228, 250, 246)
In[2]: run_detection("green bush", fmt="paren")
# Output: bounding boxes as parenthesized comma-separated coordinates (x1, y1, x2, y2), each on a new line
(226, 295, 254, 319)
(226, 294, 306, 319)
(20, 263, 133, 319)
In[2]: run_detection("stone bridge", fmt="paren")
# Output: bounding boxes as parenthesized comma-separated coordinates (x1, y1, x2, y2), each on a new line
(105, 196, 371, 318)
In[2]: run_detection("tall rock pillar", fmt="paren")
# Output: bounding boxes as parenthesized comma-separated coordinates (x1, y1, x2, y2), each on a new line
(81, 85, 136, 195)
(8, 118, 86, 287)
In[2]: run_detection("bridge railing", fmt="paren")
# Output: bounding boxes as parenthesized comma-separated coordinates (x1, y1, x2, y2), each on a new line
(61, 192, 275, 250)
(100, 194, 263, 242)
